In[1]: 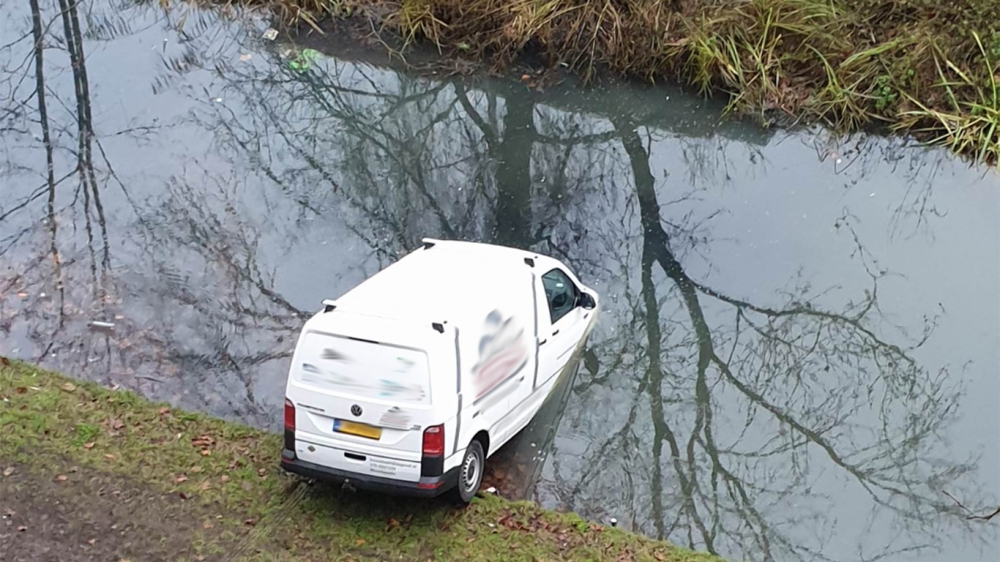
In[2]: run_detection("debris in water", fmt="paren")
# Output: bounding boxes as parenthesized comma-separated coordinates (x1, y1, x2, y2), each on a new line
(262, 28, 278, 41)
(239, 53, 252, 62)
(288, 49, 321, 72)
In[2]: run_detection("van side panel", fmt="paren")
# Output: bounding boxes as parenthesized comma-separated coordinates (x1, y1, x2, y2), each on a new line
(456, 266, 536, 453)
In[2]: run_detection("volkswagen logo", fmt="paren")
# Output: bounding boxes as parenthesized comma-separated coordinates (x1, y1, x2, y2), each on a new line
(350, 404, 363, 417)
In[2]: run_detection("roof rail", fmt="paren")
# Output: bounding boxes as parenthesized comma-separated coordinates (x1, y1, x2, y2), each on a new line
(321, 299, 337, 313)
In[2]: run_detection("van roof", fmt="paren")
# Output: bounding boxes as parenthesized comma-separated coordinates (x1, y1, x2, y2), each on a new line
(329, 239, 540, 329)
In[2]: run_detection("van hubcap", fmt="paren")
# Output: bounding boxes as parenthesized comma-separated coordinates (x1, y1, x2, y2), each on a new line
(462, 452, 480, 492)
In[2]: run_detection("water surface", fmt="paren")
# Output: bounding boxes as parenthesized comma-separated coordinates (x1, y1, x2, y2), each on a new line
(1, 1, 998, 560)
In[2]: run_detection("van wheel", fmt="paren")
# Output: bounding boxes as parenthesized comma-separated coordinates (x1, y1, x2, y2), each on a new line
(452, 440, 484, 505)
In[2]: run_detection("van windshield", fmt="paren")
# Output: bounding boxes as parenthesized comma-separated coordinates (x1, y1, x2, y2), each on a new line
(296, 332, 432, 405)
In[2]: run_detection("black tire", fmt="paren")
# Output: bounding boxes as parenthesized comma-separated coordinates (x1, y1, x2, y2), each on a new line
(452, 440, 484, 505)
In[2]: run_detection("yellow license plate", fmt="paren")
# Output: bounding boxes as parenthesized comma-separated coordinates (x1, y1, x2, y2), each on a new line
(334, 419, 382, 440)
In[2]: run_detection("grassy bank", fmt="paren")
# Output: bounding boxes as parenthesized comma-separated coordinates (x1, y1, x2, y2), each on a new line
(275, 0, 999, 163)
(0, 358, 715, 562)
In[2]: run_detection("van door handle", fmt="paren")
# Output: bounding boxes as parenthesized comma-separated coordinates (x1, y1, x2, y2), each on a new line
(552, 330, 559, 336)
(539, 339, 547, 346)
(517, 376, 524, 383)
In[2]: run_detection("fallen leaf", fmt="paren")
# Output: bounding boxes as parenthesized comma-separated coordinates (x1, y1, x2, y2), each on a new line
(17, 525, 27, 532)
(220, 475, 230, 483)
(257, 468, 266, 477)
(387, 517, 399, 529)
(190, 466, 202, 473)
(17, 292, 28, 298)
(61, 382, 76, 392)
(654, 552, 665, 562)
(203, 521, 214, 529)
(178, 492, 189, 500)
(355, 538, 366, 546)
(55, 474, 68, 482)
(69, 466, 78, 473)
(199, 449, 212, 457)
(244, 519, 256, 527)
(199, 480, 211, 491)
(239, 53, 252, 62)
(88, 538, 96, 545)
(520, 74, 530, 81)
(3, 467, 13, 477)
(104, 454, 116, 460)
(2, 357, 11, 366)
(15, 386, 26, 394)
(83, 442, 95, 449)
(159, 407, 170, 415)
(111, 419, 124, 430)
(175, 475, 188, 483)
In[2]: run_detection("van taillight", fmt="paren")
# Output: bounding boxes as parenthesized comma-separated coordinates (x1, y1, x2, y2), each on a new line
(422, 424, 444, 456)
(284, 399, 295, 431)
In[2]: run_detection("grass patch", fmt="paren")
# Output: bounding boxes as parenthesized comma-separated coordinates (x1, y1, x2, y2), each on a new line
(256, 0, 1000, 163)
(0, 358, 717, 561)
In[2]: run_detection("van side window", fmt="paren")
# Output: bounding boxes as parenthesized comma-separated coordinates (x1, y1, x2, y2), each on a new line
(541, 269, 578, 324)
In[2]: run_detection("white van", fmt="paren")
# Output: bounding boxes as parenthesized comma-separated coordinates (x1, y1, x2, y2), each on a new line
(280, 239, 598, 502)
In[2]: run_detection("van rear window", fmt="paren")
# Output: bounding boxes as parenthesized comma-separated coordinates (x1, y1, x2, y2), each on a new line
(296, 332, 432, 405)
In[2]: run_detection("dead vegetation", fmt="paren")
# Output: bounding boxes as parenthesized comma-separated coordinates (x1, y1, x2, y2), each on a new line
(245, 0, 1000, 163)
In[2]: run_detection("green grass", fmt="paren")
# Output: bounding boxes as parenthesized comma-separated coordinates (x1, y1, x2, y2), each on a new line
(0, 358, 717, 562)
(247, 0, 1000, 164)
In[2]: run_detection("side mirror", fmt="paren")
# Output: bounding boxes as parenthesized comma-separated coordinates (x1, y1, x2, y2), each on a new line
(579, 292, 596, 310)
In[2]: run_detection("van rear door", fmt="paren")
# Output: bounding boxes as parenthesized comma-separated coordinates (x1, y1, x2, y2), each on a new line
(286, 313, 455, 480)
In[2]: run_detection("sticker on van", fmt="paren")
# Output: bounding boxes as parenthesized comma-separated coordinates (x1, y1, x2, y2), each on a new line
(471, 309, 528, 402)
(296, 332, 431, 405)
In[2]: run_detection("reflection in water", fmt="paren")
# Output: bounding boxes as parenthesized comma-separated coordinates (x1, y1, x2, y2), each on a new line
(1, 1, 997, 561)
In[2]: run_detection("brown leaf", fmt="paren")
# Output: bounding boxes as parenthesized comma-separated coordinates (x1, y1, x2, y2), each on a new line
(220, 475, 230, 483)
(178, 492, 189, 500)
(199, 449, 212, 457)
(387, 517, 399, 529)
(83, 442, 96, 449)
(17, 292, 28, 298)
(190, 466, 202, 473)
(1, 356, 11, 366)
(203, 521, 214, 529)
(104, 454, 116, 460)
(199, 480, 211, 491)
(257, 468, 267, 477)
(17, 525, 27, 532)
(158, 407, 170, 415)
(87, 538, 96, 546)
(69, 466, 78, 473)
(55, 474, 68, 482)
(3, 467, 14, 477)
(15, 386, 26, 394)
(654, 552, 665, 562)
(244, 519, 256, 527)
(61, 382, 77, 392)
(355, 538, 366, 546)
(175, 475, 188, 483)
(111, 419, 125, 430)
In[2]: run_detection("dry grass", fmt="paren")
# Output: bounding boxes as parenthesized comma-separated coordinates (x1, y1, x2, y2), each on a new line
(249, 0, 1000, 163)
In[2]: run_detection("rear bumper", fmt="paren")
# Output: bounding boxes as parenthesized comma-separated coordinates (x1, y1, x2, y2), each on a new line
(280, 450, 458, 498)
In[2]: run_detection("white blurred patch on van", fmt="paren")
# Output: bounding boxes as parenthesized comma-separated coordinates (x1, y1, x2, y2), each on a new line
(472, 309, 529, 403)
(296, 332, 431, 405)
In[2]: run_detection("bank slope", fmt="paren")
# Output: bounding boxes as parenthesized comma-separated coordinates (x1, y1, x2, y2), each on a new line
(0, 359, 718, 562)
